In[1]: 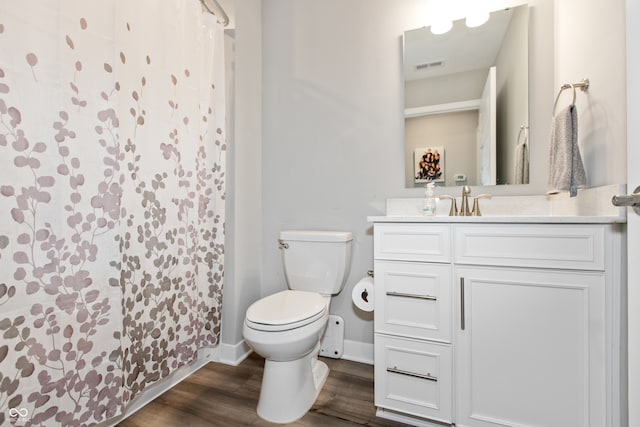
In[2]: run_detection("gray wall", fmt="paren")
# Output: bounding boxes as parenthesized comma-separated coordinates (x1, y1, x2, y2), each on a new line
(259, 0, 554, 350)
(555, 0, 627, 188)
(221, 0, 263, 359)
(224, 0, 627, 356)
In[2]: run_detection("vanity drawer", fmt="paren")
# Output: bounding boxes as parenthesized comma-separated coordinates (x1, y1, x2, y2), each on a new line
(374, 260, 452, 342)
(374, 223, 451, 263)
(454, 224, 605, 270)
(374, 334, 452, 424)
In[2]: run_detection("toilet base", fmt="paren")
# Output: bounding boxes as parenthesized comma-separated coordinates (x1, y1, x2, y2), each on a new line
(256, 345, 329, 424)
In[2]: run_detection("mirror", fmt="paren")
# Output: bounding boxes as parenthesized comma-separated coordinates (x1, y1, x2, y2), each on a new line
(404, 5, 529, 188)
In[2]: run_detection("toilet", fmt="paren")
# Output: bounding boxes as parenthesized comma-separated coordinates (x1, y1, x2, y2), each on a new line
(242, 230, 353, 424)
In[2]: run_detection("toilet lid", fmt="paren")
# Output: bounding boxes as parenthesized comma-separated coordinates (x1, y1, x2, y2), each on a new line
(245, 290, 327, 332)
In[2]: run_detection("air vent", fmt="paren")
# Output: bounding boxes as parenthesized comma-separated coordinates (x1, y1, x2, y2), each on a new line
(416, 60, 445, 70)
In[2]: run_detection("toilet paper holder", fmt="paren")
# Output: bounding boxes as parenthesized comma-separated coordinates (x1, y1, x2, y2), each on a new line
(352, 272, 375, 312)
(361, 270, 374, 302)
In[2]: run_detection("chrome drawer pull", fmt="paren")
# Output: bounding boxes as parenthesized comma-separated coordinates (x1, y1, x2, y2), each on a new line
(460, 277, 466, 330)
(387, 367, 437, 382)
(386, 291, 437, 301)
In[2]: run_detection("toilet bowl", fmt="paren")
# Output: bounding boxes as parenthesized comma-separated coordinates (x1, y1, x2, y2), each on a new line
(243, 290, 330, 423)
(242, 230, 352, 424)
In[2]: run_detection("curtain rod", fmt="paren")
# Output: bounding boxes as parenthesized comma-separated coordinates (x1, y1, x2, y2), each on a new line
(200, 0, 230, 27)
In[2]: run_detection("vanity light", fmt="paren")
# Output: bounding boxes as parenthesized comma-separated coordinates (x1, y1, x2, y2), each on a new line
(430, 19, 453, 35)
(465, 12, 490, 28)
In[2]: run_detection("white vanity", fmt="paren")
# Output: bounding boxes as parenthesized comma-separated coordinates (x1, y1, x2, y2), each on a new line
(369, 187, 627, 427)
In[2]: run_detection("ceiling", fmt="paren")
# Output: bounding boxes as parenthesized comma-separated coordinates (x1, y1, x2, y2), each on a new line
(403, 8, 515, 82)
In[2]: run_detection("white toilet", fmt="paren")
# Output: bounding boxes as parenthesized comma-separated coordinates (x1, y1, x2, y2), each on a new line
(242, 230, 353, 424)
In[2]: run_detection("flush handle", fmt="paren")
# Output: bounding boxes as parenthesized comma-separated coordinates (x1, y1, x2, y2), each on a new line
(278, 239, 289, 249)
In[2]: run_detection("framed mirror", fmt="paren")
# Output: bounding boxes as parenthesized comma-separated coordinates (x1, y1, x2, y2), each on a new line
(404, 4, 529, 188)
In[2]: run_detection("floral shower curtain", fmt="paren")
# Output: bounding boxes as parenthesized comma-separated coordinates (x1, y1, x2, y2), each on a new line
(0, 1, 225, 425)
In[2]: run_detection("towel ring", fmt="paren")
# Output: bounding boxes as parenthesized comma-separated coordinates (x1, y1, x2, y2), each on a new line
(552, 78, 590, 116)
(517, 125, 528, 145)
(552, 83, 576, 115)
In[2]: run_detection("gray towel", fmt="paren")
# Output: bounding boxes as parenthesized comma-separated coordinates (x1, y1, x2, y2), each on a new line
(547, 105, 586, 197)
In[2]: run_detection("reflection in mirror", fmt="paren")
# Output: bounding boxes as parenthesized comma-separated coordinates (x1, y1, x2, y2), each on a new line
(404, 4, 529, 188)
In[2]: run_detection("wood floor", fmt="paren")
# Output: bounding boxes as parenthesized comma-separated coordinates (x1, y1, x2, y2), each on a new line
(117, 353, 409, 427)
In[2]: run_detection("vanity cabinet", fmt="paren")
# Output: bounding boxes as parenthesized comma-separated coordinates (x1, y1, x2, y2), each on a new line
(373, 223, 454, 424)
(372, 222, 625, 427)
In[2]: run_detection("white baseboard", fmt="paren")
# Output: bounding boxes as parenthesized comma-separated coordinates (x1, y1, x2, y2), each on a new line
(218, 340, 373, 366)
(341, 339, 373, 365)
(218, 338, 373, 366)
(218, 339, 252, 366)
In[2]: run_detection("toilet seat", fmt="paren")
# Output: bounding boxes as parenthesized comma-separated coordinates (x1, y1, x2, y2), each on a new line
(245, 290, 327, 332)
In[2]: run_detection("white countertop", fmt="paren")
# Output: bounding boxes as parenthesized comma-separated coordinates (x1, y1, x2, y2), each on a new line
(369, 184, 627, 224)
(367, 214, 625, 224)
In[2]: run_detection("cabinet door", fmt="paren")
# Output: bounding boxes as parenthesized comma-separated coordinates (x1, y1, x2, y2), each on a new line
(455, 267, 606, 427)
(375, 260, 452, 342)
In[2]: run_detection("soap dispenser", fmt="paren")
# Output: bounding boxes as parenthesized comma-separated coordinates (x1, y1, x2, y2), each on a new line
(423, 182, 436, 216)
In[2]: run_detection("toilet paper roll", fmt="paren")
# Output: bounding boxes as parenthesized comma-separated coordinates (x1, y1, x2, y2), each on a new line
(352, 276, 374, 312)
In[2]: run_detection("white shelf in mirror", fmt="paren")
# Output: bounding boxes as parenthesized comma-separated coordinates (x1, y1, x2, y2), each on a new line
(404, 99, 481, 118)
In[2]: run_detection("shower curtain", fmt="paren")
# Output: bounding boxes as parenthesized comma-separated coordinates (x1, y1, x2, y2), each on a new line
(0, 0, 226, 425)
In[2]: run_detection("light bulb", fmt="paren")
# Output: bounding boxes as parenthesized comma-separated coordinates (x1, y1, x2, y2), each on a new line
(466, 12, 490, 28)
(430, 20, 453, 35)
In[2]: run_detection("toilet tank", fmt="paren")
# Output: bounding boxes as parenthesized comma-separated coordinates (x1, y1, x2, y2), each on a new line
(279, 230, 353, 296)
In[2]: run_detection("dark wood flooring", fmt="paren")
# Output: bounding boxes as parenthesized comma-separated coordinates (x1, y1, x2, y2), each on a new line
(117, 352, 409, 427)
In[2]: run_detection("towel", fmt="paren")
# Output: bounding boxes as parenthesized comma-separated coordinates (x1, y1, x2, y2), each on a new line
(547, 104, 586, 197)
(514, 142, 529, 184)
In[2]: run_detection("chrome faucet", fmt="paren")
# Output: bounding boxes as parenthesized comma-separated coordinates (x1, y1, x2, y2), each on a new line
(460, 186, 472, 216)
(441, 186, 492, 216)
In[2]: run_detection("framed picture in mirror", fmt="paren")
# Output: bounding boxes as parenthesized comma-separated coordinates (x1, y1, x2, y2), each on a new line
(414, 147, 444, 183)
